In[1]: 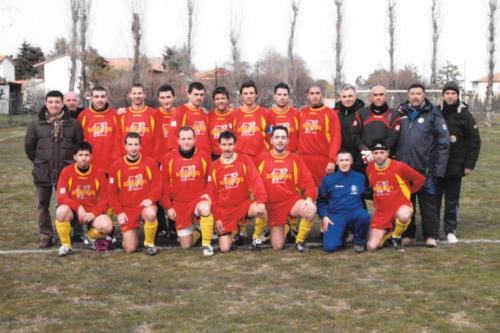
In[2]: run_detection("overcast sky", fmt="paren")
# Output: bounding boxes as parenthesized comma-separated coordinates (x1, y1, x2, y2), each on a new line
(0, 0, 498, 87)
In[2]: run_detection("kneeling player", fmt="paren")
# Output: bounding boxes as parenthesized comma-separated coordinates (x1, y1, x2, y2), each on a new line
(254, 126, 317, 252)
(161, 126, 213, 255)
(55, 142, 113, 256)
(317, 150, 370, 253)
(207, 131, 267, 253)
(366, 140, 425, 252)
(108, 132, 162, 255)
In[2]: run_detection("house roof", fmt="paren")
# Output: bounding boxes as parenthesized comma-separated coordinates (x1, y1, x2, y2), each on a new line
(471, 72, 500, 83)
(194, 67, 231, 80)
(33, 54, 68, 68)
(105, 57, 164, 71)
(0, 55, 13, 63)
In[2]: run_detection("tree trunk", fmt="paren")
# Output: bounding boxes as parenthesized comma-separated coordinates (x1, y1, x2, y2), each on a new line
(334, 0, 343, 97)
(484, 0, 497, 126)
(288, 0, 300, 106)
(388, 0, 396, 89)
(69, 0, 80, 92)
(430, 0, 440, 87)
(131, 12, 141, 83)
(79, 0, 91, 102)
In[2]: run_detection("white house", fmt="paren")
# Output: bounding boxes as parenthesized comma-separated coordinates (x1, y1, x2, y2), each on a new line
(33, 54, 81, 95)
(471, 73, 500, 100)
(0, 55, 15, 82)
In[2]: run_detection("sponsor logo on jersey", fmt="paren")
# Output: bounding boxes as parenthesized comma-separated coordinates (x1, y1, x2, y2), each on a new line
(211, 124, 231, 138)
(176, 165, 200, 181)
(124, 174, 146, 191)
(303, 119, 321, 133)
(72, 184, 96, 199)
(126, 121, 150, 135)
(192, 120, 207, 135)
(88, 122, 112, 137)
(239, 121, 259, 136)
(221, 172, 243, 189)
(373, 180, 392, 196)
(267, 168, 291, 184)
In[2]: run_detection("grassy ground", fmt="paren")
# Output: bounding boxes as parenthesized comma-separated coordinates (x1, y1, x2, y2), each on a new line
(1, 126, 499, 332)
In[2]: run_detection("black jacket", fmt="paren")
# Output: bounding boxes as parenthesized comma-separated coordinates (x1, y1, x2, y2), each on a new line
(25, 107, 83, 186)
(438, 101, 481, 177)
(335, 98, 365, 154)
(395, 98, 450, 177)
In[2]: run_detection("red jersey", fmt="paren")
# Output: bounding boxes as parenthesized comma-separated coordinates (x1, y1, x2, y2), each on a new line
(257, 150, 317, 204)
(160, 149, 210, 208)
(115, 106, 157, 159)
(366, 159, 425, 213)
(177, 104, 211, 154)
(267, 107, 299, 152)
(298, 105, 342, 162)
(208, 109, 235, 156)
(154, 107, 179, 162)
(233, 106, 269, 157)
(207, 154, 267, 218)
(77, 106, 118, 172)
(56, 164, 108, 216)
(108, 154, 161, 214)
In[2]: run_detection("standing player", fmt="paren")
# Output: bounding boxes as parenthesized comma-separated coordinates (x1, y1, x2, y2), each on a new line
(366, 140, 425, 252)
(233, 80, 269, 165)
(175, 82, 211, 155)
(161, 126, 213, 255)
(267, 82, 299, 153)
(154, 84, 178, 163)
(254, 126, 317, 252)
(108, 132, 161, 255)
(207, 131, 267, 253)
(298, 83, 342, 188)
(77, 86, 117, 173)
(55, 142, 113, 256)
(208, 86, 234, 160)
(115, 83, 157, 159)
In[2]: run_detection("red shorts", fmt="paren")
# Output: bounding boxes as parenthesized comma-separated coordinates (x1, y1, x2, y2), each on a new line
(370, 205, 413, 230)
(216, 199, 252, 234)
(120, 206, 157, 233)
(300, 154, 328, 187)
(173, 197, 204, 231)
(267, 197, 301, 228)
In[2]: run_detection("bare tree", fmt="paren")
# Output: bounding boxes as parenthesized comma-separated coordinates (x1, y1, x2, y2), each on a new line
(228, 1, 243, 98)
(334, 0, 343, 96)
(430, 0, 440, 87)
(288, 0, 300, 105)
(79, 0, 91, 102)
(131, 0, 143, 83)
(484, 0, 498, 126)
(185, 0, 196, 78)
(69, 0, 80, 92)
(387, 0, 396, 89)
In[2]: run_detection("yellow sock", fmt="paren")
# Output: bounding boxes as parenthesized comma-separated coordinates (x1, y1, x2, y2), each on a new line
(200, 215, 214, 247)
(55, 220, 72, 248)
(191, 229, 201, 246)
(231, 228, 239, 240)
(379, 231, 392, 248)
(106, 208, 114, 218)
(296, 219, 313, 244)
(284, 224, 291, 237)
(392, 219, 409, 238)
(87, 227, 105, 240)
(143, 220, 158, 247)
(238, 220, 247, 235)
(253, 217, 266, 240)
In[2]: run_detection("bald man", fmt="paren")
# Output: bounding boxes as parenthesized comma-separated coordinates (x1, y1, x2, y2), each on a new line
(64, 92, 84, 119)
(351, 85, 401, 165)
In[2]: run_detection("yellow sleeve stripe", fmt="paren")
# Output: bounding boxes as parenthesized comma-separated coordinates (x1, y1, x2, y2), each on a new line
(168, 159, 174, 185)
(81, 116, 86, 128)
(117, 170, 122, 190)
(395, 174, 411, 201)
(146, 166, 152, 180)
(258, 161, 265, 174)
(243, 164, 247, 177)
(325, 114, 331, 143)
(150, 116, 155, 132)
(68, 177, 73, 192)
(202, 159, 207, 174)
(95, 179, 100, 192)
(212, 169, 217, 185)
(293, 161, 299, 189)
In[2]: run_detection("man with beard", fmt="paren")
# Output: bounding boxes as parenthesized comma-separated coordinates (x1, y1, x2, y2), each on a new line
(436, 81, 481, 243)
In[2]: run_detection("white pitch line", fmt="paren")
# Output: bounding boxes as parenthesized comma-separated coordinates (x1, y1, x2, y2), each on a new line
(0, 239, 499, 255)
(0, 132, 24, 142)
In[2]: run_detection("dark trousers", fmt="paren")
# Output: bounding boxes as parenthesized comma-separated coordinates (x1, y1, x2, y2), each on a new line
(323, 209, 370, 252)
(436, 176, 462, 234)
(36, 186, 54, 237)
(403, 189, 439, 239)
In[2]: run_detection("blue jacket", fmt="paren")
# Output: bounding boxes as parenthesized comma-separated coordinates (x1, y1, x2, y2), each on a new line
(395, 98, 450, 177)
(317, 170, 367, 217)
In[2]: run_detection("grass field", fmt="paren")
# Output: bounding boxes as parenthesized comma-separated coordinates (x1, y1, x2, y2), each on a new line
(1, 126, 499, 332)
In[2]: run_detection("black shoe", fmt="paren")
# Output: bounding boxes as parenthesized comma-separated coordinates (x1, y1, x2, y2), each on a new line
(235, 233, 247, 246)
(392, 237, 405, 252)
(296, 242, 309, 253)
(38, 235, 53, 248)
(354, 244, 365, 253)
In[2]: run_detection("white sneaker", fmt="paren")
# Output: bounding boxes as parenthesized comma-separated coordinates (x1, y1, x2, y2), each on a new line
(446, 233, 458, 244)
(203, 245, 214, 257)
(58, 245, 73, 257)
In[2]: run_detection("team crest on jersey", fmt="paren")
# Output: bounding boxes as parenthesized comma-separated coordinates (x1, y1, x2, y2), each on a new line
(350, 185, 359, 195)
(212, 124, 231, 138)
(221, 172, 242, 189)
(89, 122, 112, 137)
(373, 180, 392, 196)
(161, 123, 170, 138)
(127, 122, 149, 135)
(124, 174, 145, 191)
(72, 184, 96, 199)
(395, 124, 400, 131)
(176, 165, 200, 181)
(240, 121, 258, 136)
(303, 119, 321, 133)
(268, 168, 291, 184)
(192, 121, 207, 134)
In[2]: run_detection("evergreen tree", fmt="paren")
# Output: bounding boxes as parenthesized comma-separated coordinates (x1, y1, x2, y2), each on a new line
(15, 41, 45, 80)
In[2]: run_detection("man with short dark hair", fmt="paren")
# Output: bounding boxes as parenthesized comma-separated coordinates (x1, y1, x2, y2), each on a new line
(395, 83, 450, 247)
(436, 81, 481, 243)
(25, 90, 83, 247)
(208, 86, 234, 160)
(154, 84, 178, 162)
